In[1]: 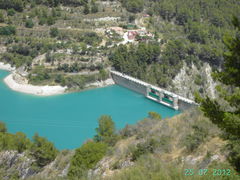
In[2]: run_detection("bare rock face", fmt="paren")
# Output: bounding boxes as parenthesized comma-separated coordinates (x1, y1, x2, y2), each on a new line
(88, 155, 134, 179)
(171, 62, 217, 99)
(32, 150, 74, 179)
(12, 73, 28, 84)
(0, 150, 73, 179)
(0, 151, 36, 179)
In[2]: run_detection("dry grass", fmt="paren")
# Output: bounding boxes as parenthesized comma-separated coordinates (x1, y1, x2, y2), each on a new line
(96, 108, 228, 178)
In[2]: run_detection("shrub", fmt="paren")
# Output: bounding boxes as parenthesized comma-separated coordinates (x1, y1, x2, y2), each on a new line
(91, 2, 98, 13)
(0, 121, 7, 133)
(120, 124, 135, 138)
(83, 4, 89, 14)
(0, 11, 4, 22)
(122, 0, 144, 13)
(47, 16, 55, 25)
(0, 127, 32, 152)
(0, 26, 16, 35)
(68, 141, 107, 179)
(25, 19, 34, 28)
(99, 69, 109, 81)
(108, 155, 185, 180)
(31, 133, 58, 167)
(183, 125, 208, 152)
(94, 115, 118, 146)
(148, 112, 161, 120)
(78, 32, 101, 46)
(50, 27, 59, 37)
(128, 15, 136, 23)
(15, 132, 31, 153)
(226, 137, 240, 171)
(0, 0, 24, 12)
(7, 8, 15, 16)
(158, 135, 172, 153)
(131, 139, 158, 161)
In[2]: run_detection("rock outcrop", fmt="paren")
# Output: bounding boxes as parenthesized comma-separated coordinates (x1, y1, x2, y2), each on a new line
(170, 62, 217, 99)
(0, 151, 36, 179)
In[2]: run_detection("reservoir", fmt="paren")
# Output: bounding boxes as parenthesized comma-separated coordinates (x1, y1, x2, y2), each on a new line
(0, 70, 180, 149)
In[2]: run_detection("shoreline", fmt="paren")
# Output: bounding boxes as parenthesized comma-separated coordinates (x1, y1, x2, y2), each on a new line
(85, 78, 115, 88)
(0, 62, 16, 72)
(0, 62, 115, 96)
(4, 73, 67, 96)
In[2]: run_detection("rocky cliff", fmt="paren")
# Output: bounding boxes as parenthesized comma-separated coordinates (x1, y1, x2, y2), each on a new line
(170, 62, 217, 100)
(0, 150, 73, 180)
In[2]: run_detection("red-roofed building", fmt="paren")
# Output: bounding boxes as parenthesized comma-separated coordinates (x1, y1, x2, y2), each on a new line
(143, 14, 150, 17)
(127, 31, 138, 40)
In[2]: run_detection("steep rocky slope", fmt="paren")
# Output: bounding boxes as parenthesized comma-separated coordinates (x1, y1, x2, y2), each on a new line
(170, 62, 217, 100)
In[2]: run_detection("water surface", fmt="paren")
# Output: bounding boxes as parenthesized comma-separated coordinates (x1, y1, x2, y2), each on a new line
(0, 70, 180, 149)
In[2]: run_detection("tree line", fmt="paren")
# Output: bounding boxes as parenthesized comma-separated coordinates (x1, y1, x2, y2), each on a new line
(0, 0, 89, 12)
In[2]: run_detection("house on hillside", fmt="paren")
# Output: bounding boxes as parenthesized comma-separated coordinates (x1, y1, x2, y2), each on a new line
(109, 27, 124, 35)
(127, 29, 154, 41)
(127, 31, 138, 40)
(143, 14, 150, 17)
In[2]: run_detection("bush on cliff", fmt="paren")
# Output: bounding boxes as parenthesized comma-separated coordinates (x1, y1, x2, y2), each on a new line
(31, 133, 58, 167)
(68, 141, 107, 179)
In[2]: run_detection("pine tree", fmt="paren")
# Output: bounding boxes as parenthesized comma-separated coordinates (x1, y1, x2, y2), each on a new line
(0, 11, 4, 23)
(83, 4, 90, 15)
(196, 17, 240, 171)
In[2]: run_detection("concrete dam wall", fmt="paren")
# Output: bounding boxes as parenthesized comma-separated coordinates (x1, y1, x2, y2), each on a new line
(111, 73, 146, 95)
(111, 70, 197, 111)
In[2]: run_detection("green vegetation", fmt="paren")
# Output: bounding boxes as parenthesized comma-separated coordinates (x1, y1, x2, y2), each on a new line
(0, 26, 16, 36)
(131, 139, 157, 161)
(25, 19, 34, 28)
(94, 115, 118, 146)
(68, 141, 107, 179)
(0, 0, 24, 12)
(121, 0, 144, 13)
(115, 0, 239, 91)
(50, 27, 59, 38)
(148, 111, 161, 120)
(196, 17, 240, 171)
(0, 0, 239, 179)
(0, 122, 31, 153)
(183, 124, 209, 152)
(79, 32, 101, 46)
(0, 121, 7, 133)
(106, 155, 238, 180)
(0, 11, 4, 22)
(0, 0, 88, 12)
(90, 0, 98, 14)
(28, 66, 51, 84)
(83, 4, 90, 15)
(31, 133, 58, 167)
(7, 8, 15, 16)
(110, 42, 174, 87)
(0, 121, 58, 166)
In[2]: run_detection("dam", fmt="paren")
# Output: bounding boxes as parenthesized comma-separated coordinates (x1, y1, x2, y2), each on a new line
(0, 70, 180, 149)
(110, 70, 197, 111)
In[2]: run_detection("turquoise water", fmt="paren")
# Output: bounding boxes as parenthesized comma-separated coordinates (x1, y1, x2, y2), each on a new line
(0, 70, 180, 149)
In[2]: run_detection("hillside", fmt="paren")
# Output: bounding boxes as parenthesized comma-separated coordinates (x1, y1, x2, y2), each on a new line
(0, 0, 239, 179)
(0, 108, 239, 179)
(0, 0, 239, 97)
